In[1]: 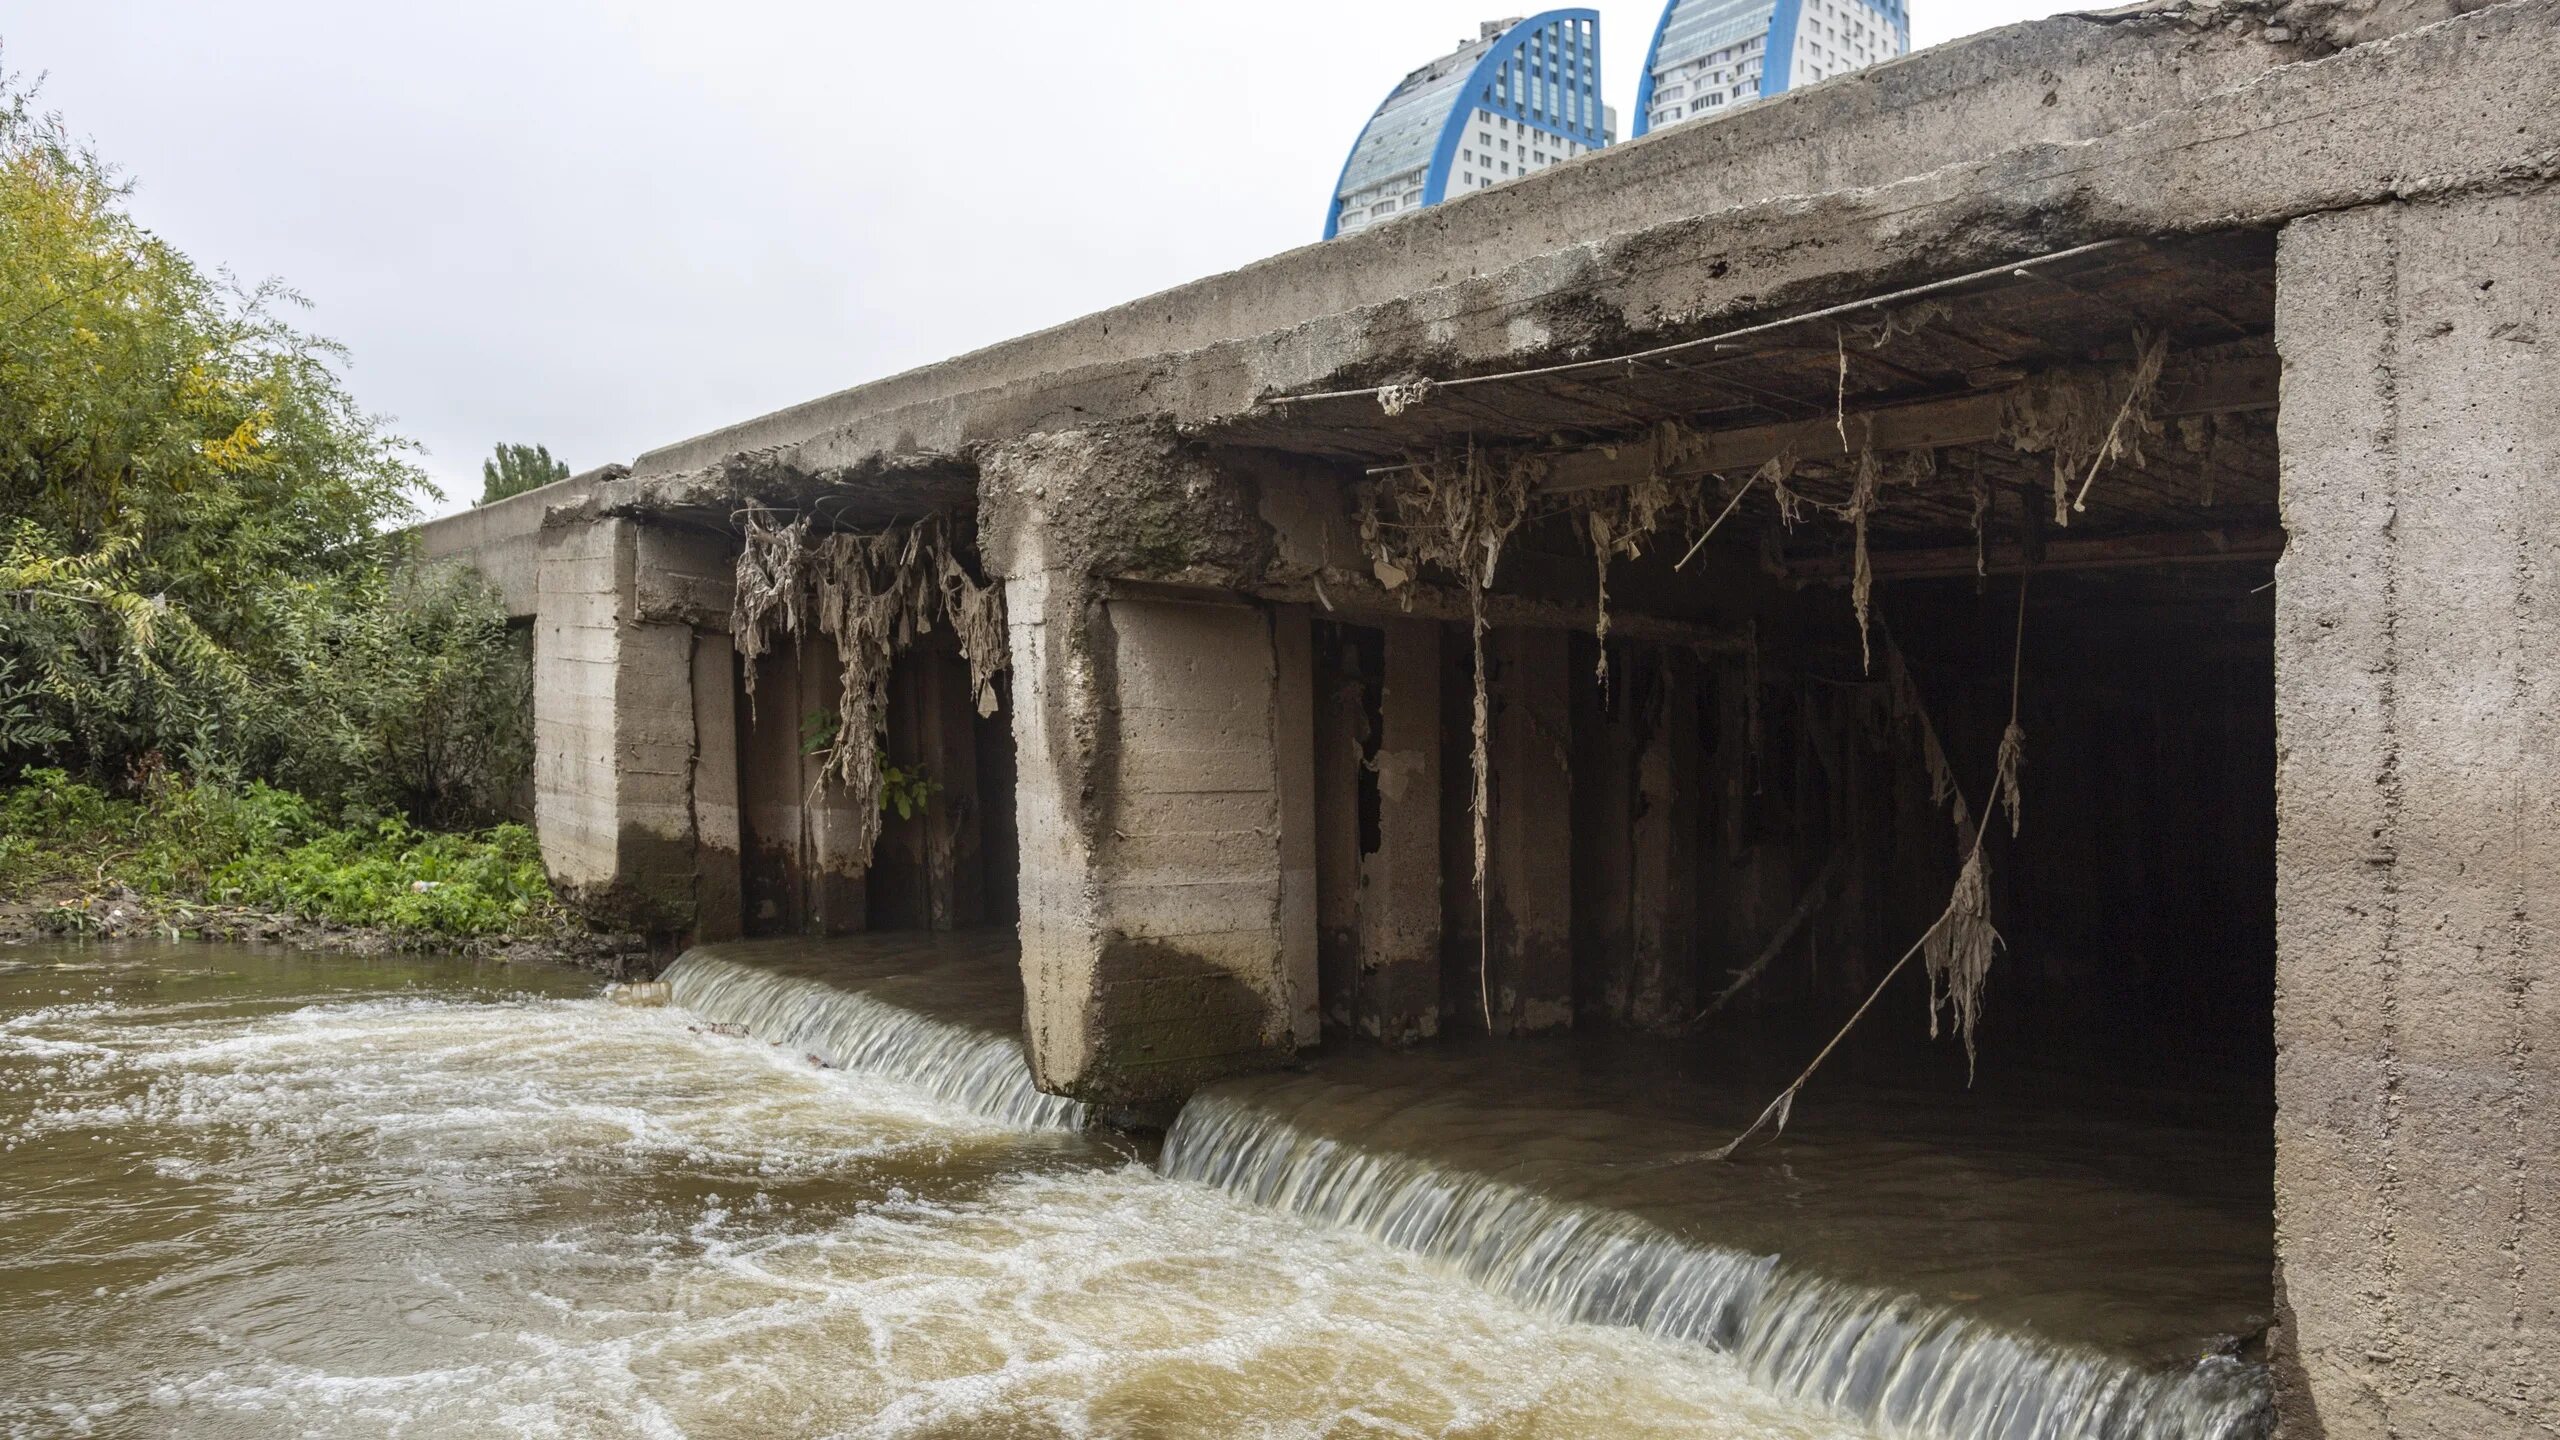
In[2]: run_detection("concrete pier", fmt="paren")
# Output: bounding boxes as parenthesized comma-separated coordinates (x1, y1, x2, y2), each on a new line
(2271, 190, 2558, 1438)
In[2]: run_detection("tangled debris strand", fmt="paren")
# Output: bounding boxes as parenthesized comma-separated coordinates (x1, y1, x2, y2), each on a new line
(1998, 329, 2170, 526)
(732, 506, 1009, 866)
(1356, 443, 1539, 1033)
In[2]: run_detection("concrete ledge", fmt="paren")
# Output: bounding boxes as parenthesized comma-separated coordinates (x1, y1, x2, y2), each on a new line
(630, 2, 2355, 479)
(609, 0, 2548, 516)
(413, 464, 626, 618)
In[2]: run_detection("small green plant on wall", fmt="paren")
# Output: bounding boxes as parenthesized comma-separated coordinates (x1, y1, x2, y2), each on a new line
(801, 709, 937, 820)
(877, 758, 939, 822)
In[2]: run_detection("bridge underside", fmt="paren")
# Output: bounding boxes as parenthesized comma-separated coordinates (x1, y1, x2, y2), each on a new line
(416, 3, 2558, 1432)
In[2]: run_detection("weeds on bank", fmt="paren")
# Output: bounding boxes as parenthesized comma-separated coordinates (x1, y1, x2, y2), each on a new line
(0, 769, 564, 939)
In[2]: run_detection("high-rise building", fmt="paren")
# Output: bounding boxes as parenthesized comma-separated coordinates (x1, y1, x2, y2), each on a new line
(1325, 12, 1614, 240)
(1634, 0, 1908, 137)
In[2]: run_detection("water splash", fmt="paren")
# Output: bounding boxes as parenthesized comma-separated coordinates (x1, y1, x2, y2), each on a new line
(1161, 1090, 2270, 1440)
(665, 950, 1087, 1132)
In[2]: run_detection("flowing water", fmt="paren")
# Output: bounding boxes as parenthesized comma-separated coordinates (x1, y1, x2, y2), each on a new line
(4, 939, 1878, 1440)
(671, 940, 2273, 1440)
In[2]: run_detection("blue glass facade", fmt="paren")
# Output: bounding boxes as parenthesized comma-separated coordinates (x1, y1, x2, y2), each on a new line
(1635, 0, 1907, 137)
(1326, 11, 1611, 240)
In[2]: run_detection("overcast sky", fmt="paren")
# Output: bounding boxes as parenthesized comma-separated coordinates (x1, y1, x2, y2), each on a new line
(8, 0, 2068, 517)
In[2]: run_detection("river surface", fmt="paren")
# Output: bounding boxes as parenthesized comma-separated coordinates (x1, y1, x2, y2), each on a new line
(2, 941, 1869, 1439)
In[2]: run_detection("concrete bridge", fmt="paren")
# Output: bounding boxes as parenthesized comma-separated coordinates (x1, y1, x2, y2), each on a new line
(417, 1, 2558, 1432)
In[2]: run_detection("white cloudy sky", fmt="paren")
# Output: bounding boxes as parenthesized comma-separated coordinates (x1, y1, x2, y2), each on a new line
(7, 0, 2067, 516)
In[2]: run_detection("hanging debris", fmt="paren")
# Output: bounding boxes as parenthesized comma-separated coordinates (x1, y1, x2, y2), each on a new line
(1998, 330, 2171, 526)
(1673, 576, 2033, 1164)
(2069, 329, 2169, 515)
(1581, 467, 1684, 691)
(1766, 451, 1811, 530)
(1845, 450, 1883, 674)
(1968, 456, 1993, 578)
(732, 506, 810, 699)
(1883, 634, 1975, 846)
(731, 506, 1010, 865)
(1356, 443, 1540, 1033)
(1377, 380, 1436, 417)
(938, 545, 1009, 718)
(1850, 298, 1954, 350)
(1675, 453, 1785, 570)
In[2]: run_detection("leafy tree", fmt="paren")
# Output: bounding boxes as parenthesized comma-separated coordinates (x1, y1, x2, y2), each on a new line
(0, 64, 526, 823)
(478, 441, 568, 504)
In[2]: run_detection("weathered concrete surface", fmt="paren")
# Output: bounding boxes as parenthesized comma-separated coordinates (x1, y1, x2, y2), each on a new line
(414, 465, 622, 618)
(1271, 606, 1322, 1047)
(1311, 623, 1369, 1038)
(1626, 655, 1704, 1029)
(1358, 618, 1443, 1044)
(532, 515, 738, 938)
(1486, 627, 1575, 1036)
(689, 632, 743, 943)
(2272, 190, 2557, 1438)
(582, 0, 2545, 510)
(982, 432, 1299, 1107)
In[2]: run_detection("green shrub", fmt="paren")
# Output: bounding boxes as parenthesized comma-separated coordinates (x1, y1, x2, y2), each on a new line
(0, 769, 562, 939)
(0, 71, 528, 827)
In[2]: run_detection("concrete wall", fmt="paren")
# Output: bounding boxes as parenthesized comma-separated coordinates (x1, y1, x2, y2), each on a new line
(1485, 627, 1576, 1035)
(531, 514, 739, 939)
(984, 432, 1309, 1108)
(531, 515, 628, 892)
(2272, 189, 2557, 1438)
(999, 576, 1304, 1104)
(1359, 618, 1443, 1043)
(414, 466, 619, 618)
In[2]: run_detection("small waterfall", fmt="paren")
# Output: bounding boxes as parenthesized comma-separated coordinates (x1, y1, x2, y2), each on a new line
(665, 950, 1087, 1131)
(1161, 1091, 2270, 1440)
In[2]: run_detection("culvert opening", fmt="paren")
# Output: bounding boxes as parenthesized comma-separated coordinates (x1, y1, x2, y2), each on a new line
(721, 501, 1020, 942)
(1229, 230, 2283, 1434)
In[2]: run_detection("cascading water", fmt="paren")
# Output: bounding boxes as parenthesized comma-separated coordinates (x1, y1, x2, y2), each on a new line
(665, 949, 1087, 1130)
(661, 944, 2269, 1440)
(1160, 1091, 2272, 1440)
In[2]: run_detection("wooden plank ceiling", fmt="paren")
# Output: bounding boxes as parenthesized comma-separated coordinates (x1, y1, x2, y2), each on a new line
(1212, 232, 2282, 570)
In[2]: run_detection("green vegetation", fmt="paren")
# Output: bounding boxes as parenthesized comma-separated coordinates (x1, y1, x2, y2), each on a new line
(1, 69, 532, 811)
(0, 63, 555, 939)
(478, 442, 569, 505)
(799, 709, 940, 821)
(1, 769, 563, 939)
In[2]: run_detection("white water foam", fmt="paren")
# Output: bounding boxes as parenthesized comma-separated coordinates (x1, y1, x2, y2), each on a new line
(664, 951, 1087, 1132)
(1161, 1090, 2272, 1440)
(3, 965, 1864, 1440)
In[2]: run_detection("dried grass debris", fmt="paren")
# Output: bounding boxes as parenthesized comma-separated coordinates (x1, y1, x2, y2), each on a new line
(1356, 443, 1542, 1034)
(1999, 330, 2171, 526)
(730, 507, 1010, 864)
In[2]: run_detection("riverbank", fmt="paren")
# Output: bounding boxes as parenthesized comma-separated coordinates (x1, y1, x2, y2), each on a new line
(0, 876, 646, 972)
(0, 770, 645, 973)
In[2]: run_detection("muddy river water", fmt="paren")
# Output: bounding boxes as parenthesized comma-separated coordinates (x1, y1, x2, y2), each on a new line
(3, 941, 1876, 1439)
(4, 939, 2269, 1439)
